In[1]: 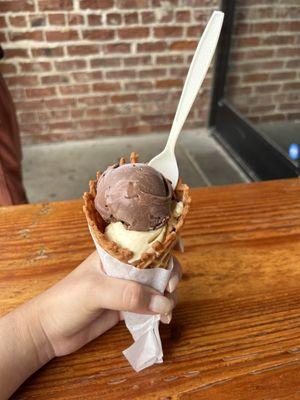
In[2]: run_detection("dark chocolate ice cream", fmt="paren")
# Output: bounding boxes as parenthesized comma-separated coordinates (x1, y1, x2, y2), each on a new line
(95, 163, 174, 231)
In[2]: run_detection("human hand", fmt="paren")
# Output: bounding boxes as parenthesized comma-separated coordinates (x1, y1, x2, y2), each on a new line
(30, 251, 182, 358)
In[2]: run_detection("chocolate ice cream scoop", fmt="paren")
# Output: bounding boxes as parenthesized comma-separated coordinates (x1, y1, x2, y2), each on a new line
(95, 163, 174, 231)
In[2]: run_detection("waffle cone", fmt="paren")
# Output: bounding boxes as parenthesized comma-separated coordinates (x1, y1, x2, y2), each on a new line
(83, 152, 191, 269)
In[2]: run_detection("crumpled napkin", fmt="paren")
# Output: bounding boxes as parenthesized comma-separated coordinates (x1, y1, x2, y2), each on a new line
(89, 227, 173, 372)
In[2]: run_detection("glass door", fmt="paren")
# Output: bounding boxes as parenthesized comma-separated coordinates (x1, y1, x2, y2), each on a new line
(209, 0, 299, 180)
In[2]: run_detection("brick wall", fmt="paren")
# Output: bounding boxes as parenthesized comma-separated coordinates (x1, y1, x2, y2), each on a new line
(226, 0, 300, 124)
(0, 0, 220, 144)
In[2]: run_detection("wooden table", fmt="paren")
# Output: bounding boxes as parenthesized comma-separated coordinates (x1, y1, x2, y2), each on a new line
(1, 178, 300, 399)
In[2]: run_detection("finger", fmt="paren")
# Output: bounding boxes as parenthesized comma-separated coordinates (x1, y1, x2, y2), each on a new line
(166, 257, 182, 293)
(174, 236, 184, 253)
(92, 275, 174, 316)
(160, 312, 172, 324)
(160, 290, 179, 323)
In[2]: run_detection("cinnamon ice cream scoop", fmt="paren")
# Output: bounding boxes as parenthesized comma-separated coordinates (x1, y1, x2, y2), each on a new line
(95, 163, 174, 231)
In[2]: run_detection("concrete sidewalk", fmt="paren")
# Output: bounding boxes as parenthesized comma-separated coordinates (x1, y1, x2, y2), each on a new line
(23, 129, 249, 203)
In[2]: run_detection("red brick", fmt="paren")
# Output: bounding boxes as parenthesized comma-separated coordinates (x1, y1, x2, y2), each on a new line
(118, 0, 149, 8)
(156, 55, 183, 64)
(124, 12, 139, 24)
(82, 29, 115, 41)
(77, 95, 108, 106)
(156, 79, 182, 88)
(138, 92, 166, 102)
(0, 32, 7, 43)
(236, 37, 260, 46)
(119, 27, 149, 39)
(32, 47, 64, 57)
(280, 102, 300, 112)
(0, 63, 17, 74)
(22, 124, 44, 135)
(71, 109, 85, 118)
(9, 16, 27, 27)
(176, 10, 190, 22)
(139, 68, 166, 78)
(59, 84, 90, 95)
(125, 81, 153, 90)
(260, 114, 285, 122)
(16, 100, 44, 111)
(187, 25, 205, 37)
(283, 82, 300, 91)
(255, 84, 281, 94)
(68, 14, 84, 25)
(26, 87, 56, 98)
(90, 58, 121, 68)
(55, 59, 86, 71)
(243, 73, 269, 83)
(49, 121, 76, 131)
(46, 30, 79, 41)
(286, 59, 300, 68)
(170, 41, 197, 51)
(19, 112, 37, 124)
(72, 71, 103, 82)
(93, 82, 121, 92)
(250, 105, 275, 114)
(67, 45, 100, 55)
(10, 88, 26, 101)
(123, 56, 152, 66)
(158, 10, 174, 23)
(45, 98, 76, 108)
(137, 41, 167, 52)
(170, 67, 188, 77)
(106, 70, 136, 79)
(38, 0, 73, 11)
(281, 21, 300, 32)
(245, 49, 274, 59)
(105, 43, 131, 53)
(41, 75, 70, 84)
(30, 15, 47, 27)
(107, 13, 122, 25)
(80, 0, 113, 9)
(48, 14, 65, 25)
(253, 22, 279, 33)
(1, 1, 34, 12)
(88, 15, 102, 25)
(277, 47, 300, 57)
(270, 72, 296, 81)
(141, 11, 155, 24)
(0, 17, 6, 28)
(262, 36, 295, 46)
(234, 23, 250, 35)
(154, 27, 183, 38)
(111, 94, 138, 103)
(6, 76, 39, 87)
(4, 49, 29, 58)
(20, 62, 52, 73)
(9, 31, 43, 42)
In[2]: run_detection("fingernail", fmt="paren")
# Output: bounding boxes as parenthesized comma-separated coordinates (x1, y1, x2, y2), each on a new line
(149, 295, 172, 314)
(167, 275, 179, 293)
(160, 313, 172, 324)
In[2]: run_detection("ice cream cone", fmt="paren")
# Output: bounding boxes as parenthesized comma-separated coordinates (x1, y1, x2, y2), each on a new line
(83, 152, 191, 269)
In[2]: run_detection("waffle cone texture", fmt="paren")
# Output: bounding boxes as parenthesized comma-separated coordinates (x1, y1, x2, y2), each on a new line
(83, 152, 191, 269)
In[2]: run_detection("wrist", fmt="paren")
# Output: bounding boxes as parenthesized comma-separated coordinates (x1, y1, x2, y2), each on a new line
(14, 299, 55, 367)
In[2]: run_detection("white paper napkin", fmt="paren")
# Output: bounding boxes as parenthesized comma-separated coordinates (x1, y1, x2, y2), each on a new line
(89, 227, 173, 372)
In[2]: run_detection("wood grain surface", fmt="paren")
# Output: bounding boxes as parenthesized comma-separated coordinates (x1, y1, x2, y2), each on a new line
(1, 178, 300, 399)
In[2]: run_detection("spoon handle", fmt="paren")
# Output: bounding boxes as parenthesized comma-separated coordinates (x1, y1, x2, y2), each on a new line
(166, 11, 224, 152)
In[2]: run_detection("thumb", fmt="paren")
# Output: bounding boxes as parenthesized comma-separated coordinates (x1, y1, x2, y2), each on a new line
(93, 274, 174, 315)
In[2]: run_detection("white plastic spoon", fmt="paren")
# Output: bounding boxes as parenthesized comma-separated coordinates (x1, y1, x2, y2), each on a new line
(149, 11, 224, 188)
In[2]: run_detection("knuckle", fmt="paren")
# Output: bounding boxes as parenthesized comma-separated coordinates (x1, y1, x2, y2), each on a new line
(122, 282, 143, 310)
